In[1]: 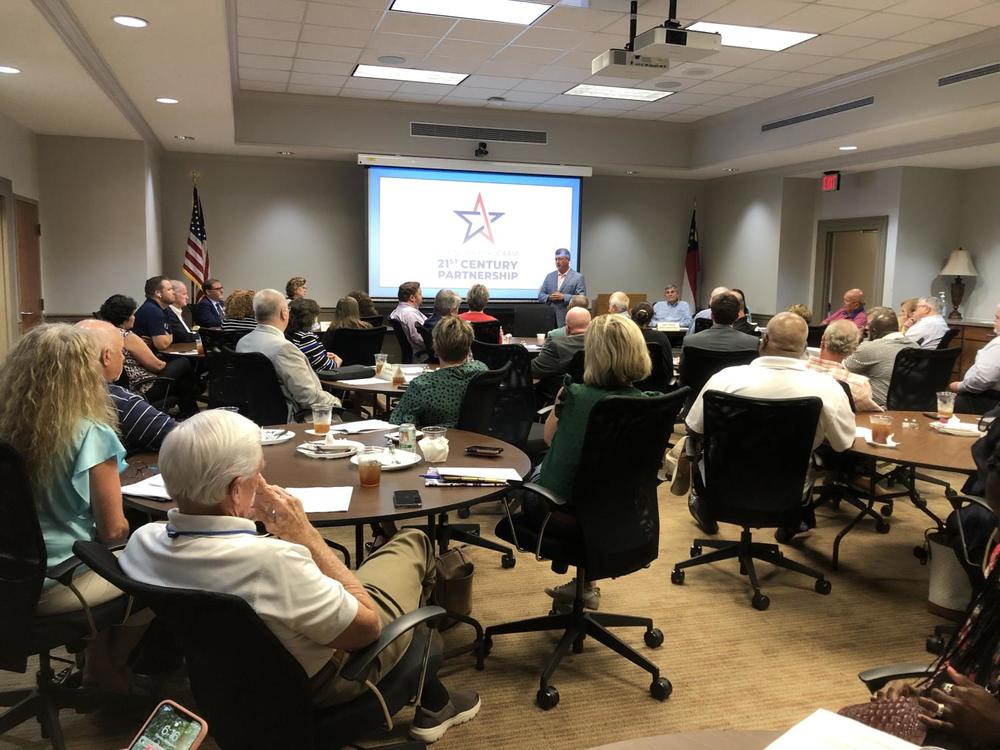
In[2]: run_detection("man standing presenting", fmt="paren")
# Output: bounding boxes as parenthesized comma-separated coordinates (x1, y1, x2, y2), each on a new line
(652, 285, 692, 328)
(949, 303, 1000, 414)
(823, 288, 867, 330)
(538, 248, 586, 328)
(194, 278, 225, 329)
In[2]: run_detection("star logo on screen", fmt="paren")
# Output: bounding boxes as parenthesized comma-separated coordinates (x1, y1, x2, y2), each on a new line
(454, 193, 504, 244)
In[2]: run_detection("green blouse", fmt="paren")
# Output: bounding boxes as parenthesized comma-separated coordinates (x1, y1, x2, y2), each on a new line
(538, 379, 647, 502)
(389, 360, 488, 428)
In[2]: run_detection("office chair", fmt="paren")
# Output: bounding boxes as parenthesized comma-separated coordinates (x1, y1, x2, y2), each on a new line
(73, 541, 444, 750)
(361, 314, 385, 328)
(807, 325, 827, 348)
(567, 349, 585, 384)
(207, 348, 298, 425)
(323, 325, 387, 366)
(678, 347, 758, 415)
(200, 328, 249, 353)
(470, 320, 501, 344)
(389, 319, 415, 365)
(513, 304, 555, 337)
(937, 327, 959, 350)
(484, 390, 687, 709)
(885, 347, 961, 412)
(636, 341, 673, 393)
(692, 317, 712, 334)
(671, 392, 832, 610)
(0, 444, 143, 749)
(457, 364, 510, 436)
(416, 324, 437, 364)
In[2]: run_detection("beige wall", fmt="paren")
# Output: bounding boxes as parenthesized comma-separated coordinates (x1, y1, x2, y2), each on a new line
(0, 111, 39, 200)
(957, 167, 1000, 322)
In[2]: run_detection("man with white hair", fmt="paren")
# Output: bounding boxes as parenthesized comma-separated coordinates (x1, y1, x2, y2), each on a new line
(652, 284, 692, 328)
(687, 286, 729, 335)
(949, 303, 1000, 414)
(607, 291, 630, 315)
(236, 289, 339, 419)
(905, 296, 951, 349)
(165, 280, 197, 343)
(805, 319, 881, 413)
(121, 410, 480, 742)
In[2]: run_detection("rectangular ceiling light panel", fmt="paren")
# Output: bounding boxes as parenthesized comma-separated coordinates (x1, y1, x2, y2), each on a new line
(353, 64, 468, 85)
(686, 22, 816, 52)
(564, 84, 671, 101)
(390, 0, 552, 25)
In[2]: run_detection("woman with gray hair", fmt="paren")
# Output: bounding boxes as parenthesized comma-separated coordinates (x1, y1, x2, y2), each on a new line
(459, 284, 502, 342)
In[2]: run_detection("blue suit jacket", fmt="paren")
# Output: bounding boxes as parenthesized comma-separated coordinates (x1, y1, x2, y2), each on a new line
(194, 297, 224, 328)
(538, 269, 587, 327)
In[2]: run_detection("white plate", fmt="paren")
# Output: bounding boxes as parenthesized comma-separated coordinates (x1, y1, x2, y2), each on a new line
(304, 428, 336, 437)
(929, 421, 984, 437)
(260, 429, 294, 446)
(296, 440, 365, 460)
(349, 449, 422, 471)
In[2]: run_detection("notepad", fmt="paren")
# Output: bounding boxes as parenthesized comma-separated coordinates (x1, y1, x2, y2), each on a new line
(330, 419, 395, 434)
(122, 475, 171, 501)
(766, 709, 917, 750)
(285, 487, 353, 513)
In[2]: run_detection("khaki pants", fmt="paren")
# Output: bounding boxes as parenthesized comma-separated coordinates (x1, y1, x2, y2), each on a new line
(311, 528, 437, 707)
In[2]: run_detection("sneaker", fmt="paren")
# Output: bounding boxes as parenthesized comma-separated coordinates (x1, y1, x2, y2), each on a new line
(687, 491, 718, 535)
(410, 690, 481, 743)
(544, 579, 601, 610)
(774, 521, 811, 543)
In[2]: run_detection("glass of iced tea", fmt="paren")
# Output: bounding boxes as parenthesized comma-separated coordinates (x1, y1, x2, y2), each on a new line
(357, 446, 383, 488)
(936, 391, 956, 422)
(374, 353, 387, 376)
(870, 414, 893, 444)
(311, 404, 332, 435)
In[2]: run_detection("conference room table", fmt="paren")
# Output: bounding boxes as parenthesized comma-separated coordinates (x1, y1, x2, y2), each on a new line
(122, 423, 531, 567)
(587, 730, 782, 750)
(160, 341, 201, 357)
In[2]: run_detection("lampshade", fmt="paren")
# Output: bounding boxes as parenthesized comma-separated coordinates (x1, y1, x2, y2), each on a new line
(940, 247, 978, 277)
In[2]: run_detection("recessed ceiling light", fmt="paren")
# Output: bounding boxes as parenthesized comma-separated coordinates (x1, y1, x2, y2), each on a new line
(564, 84, 671, 102)
(155, 97, 178, 104)
(352, 64, 467, 85)
(724, 167, 740, 173)
(839, 145, 859, 151)
(277, 150, 294, 155)
(0, 66, 21, 75)
(686, 22, 816, 52)
(389, 0, 551, 25)
(626, 170, 639, 176)
(112, 15, 148, 28)
(377, 55, 407, 66)
(174, 135, 195, 141)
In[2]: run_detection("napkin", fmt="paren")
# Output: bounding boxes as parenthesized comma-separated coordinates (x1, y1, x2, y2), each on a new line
(419, 436, 449, 463)
(378, 363, 397, 382)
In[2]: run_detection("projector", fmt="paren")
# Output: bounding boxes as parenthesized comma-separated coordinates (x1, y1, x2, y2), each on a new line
(591, 48, 671, 79)
(632, 26, 722, 62)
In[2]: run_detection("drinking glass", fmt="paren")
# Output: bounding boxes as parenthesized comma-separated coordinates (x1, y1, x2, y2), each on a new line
(870, 414, 893, 444)
(936, 391, 956, 422)
(374, 353, 388, 375)
(312, 404, 332, 435)
(357, 446, 383, 487)
(536, 333, 546, 346)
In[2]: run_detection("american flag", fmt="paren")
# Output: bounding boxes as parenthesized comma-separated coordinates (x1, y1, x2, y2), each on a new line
(182, 186, 209, 298)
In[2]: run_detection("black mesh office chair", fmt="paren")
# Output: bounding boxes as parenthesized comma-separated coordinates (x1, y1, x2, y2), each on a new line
(457, 364, 510, 436)
(207, 348, 297, 425)
(389, 319, 415, 365)
(323, 326, 387, 366)
(469, 341, 540, 457)
(671, 392, 832, 610)
(484, 390, 687, 709)
(200, 327, 249, 352)
(416, 324, 437, 365)
(885, 347, 961, 411)
(692, 317, 712, 334)
(567, 349, 585, 384)
(678, 347, 758, 415)
(513, 304, 555, 337)
(937, 327, 959, 350)
(807, 325, 827, 348)
(470, 320, 501, 344)
(361, 315, 384, 328)
(0, 444, 142, 749)
(636, 341, 673, 393)
(73, 541, 443, 750)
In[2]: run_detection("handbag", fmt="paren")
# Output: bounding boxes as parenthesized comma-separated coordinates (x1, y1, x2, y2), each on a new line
(432, 547, 474, 630)
(837, 697, 927, 745)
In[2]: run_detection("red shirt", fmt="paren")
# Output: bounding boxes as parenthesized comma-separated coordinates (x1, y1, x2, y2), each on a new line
(459, 311, 502, 343)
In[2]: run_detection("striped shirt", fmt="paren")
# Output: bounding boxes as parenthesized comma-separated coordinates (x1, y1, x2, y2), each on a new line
(108, 384, 177, 454)
(289, 331, 336, 372)
(223, 317, 257, 334)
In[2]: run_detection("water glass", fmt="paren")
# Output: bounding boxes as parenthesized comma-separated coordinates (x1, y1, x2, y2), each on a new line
(357, 447, 383, 488)
(374, 353, 388, 375)
(312, 403, 333, 435)
(936, 391, 956, 422)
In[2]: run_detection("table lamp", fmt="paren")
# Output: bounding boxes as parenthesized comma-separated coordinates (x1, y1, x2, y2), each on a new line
(939, 247, 978, 321)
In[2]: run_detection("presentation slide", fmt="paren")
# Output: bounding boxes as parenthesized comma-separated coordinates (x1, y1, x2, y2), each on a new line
(367, 166, 580, 300)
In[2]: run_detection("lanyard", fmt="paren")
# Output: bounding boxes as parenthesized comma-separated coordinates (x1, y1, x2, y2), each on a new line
(165, 526, 259, 539)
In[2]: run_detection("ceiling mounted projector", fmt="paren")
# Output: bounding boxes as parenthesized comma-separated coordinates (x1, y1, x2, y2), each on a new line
(591, 48, 671, 78)
(633, 26, 720, 61)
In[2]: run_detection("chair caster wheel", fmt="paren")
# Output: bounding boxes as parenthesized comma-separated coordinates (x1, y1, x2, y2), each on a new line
(751, 592, 770, 611)
(815, 579, 832, 595)
(650, 677, 672, 701)
(876, 520, 891, 534)
(482, 635, 493, 657)
(644, 628, 664, 648)
(690, 544, 702, 557)
(573, 635, 585, 653)
(880, 505, 893, 517)
(670, 569, 685, 585)
(926, 635, 945, 655)
(537, 685, 559, 710)
(457, 507, 471, 519)
(501, 553, 516, 569)
(913, 546, 929, 563)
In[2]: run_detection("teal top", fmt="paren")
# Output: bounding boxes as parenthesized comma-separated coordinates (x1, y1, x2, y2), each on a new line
(37, 420, 126, 587)
(389, 360, 488, 428)
(538, 379, 647, 502)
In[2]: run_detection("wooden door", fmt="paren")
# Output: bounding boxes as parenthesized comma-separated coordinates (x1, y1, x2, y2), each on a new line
(15, 198, 42, 334)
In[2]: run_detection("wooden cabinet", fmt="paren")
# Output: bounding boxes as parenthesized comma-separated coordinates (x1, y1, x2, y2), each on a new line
(945, 322, 994, 378)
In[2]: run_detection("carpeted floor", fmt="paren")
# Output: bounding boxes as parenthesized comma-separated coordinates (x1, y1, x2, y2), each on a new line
(1, 473, 963, 749)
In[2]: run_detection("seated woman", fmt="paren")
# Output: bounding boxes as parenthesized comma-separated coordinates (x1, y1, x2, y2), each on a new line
(99, 294, 199, 417)
(531, 314, 653, 612)
(629, 301, 674, 384)
(348, 289, 379, 319)
(222, 289, 257, 334)
(459, 284, 502, 343)
(287, 298, 341, 372)
(389, 316, 486, 428)
(328, 296, 373, 332)
(0, 324, 147, 690)
(786, 303, 812, 324)
(899, 296, 920, 333)
(286, 276, 308, 302)
(869, 440, 1000, 749)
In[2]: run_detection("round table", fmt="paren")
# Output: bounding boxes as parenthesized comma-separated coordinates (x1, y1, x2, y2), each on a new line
(849, 411, 977, 473)
(323, 365, 430, 396)
(160, 341, 202, 358)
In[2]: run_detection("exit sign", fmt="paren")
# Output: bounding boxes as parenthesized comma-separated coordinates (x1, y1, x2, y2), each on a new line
(821, 171, 841, 192)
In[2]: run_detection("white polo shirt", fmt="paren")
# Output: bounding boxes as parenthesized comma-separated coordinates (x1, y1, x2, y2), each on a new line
(121, 509, 359, 678)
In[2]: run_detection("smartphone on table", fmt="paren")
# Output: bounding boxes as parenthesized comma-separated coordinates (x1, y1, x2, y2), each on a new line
(128, 700, 208, 750)
(393, 489, 422, 509)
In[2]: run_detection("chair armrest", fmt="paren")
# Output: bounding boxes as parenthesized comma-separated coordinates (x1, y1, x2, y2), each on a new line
(944, 489, 991, 512)
(46, 543, 126, 586)
(521, 482, 569, 508)
(339, 605, 446, 683)
(858, 662, 934, 693)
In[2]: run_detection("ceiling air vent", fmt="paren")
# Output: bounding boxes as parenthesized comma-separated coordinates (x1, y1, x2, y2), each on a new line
(410, 122, 547, 145)
(939, 62, 1000, 87)
(761, 96, 874, 133)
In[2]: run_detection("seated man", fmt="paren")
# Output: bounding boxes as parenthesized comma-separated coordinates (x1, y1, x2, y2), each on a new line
(236, 289, 340, 421)
(651, 284, 692, 328)
(905, 296, 950, 349)
(546, 295, 589, 340)
(949, 302, 1000, 414)
(165, 280, 197, 343)
(77, 319, 176, 453)
(424, 289, 459, 330)
(532, 307, 591, 405)
(685, 312, 855, 535)
(679, 292, 759, 373)
(822, 287, 867, 330)
(731, 289, 756, 336)
(389, 281, 427, 359)
(194, 278, 225, 329)
(805, 319, 882, 412)
(121, 410, 480, 743)
(687, 286, 729, 334)
(844, 307, 919, 407)
(132, 275, 175, 352)
(607, 292, 630, 315)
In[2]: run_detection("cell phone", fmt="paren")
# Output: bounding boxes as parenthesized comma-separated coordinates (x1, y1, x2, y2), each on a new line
(393, 489, 422, 509)
(128, 700, 208, 750)
(465, 445, 504, 457)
